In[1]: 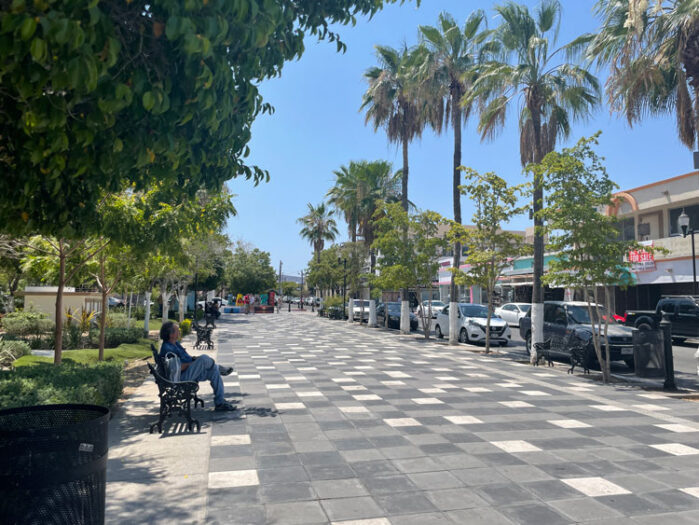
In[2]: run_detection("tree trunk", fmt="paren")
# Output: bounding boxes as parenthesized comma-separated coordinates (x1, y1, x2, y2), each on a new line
(178, 284, 188, 323)
(485, 283, 493, 354)
(98, 256, 107, 361)
(53, 244, 66, 365)
(144, 290, 152, 335)
(161, 281, 172, 326)
(7, 273, 19, 312)
(401, 136, 409, 212)
(529, 104, 545, 363)
(449, 100, 463, 345)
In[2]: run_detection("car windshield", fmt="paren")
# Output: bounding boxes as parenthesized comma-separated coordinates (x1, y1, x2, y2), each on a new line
(459, 304, 488, 318)
(567, 305, 616, 325)
(519, 304, 531, 312)
(355, 301, 370, 307)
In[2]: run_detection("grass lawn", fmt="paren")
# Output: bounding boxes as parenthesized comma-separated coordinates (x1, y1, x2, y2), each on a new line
(133, 318, 178, 333)
(13, 339, 153, 367)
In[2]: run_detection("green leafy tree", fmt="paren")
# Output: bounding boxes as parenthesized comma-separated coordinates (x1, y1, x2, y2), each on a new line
(298, 203, 339, 265)
(0, 0, 408, 238)
(449, 168, 530, 353)
(537, 135, 642, 383)
(280, 281, 299, 298)
(417, 11, 489, 342)
(468, 0, 600, 352)
(305, 245, 345, 297)
(589, 0, 699, 150)
(226, 242, 276, 295)
(372, 203, 447, 336)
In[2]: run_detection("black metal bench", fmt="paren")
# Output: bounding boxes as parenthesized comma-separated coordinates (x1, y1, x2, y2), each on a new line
(568, 343, 591, 375)
(192, 323, 214, 351)
(533, 338, 553, 367)
(148, 344, 204, 433)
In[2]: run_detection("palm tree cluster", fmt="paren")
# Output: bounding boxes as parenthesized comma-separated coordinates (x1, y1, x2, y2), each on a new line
(357, 0, 698, 347)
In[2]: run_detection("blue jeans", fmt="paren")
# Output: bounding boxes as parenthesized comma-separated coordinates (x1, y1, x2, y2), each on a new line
(181, 355, 225, 406)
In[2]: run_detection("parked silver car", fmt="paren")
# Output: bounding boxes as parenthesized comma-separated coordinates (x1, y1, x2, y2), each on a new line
(494, 302, 531, 327)
(417, 300, 446, 319)
(351, 300, 371, 321)
(434, 303, 511, 345)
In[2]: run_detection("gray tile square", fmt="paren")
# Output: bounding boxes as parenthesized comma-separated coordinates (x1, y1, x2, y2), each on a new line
(320, 496, 384, 521)
(499, 503, 570, 525)
(425, 487, 488, 511)
(265, 501, 327, 525)
(312, 478, 369, 499)
(376, 491, 439, 515)
(407, 471, 463, 490)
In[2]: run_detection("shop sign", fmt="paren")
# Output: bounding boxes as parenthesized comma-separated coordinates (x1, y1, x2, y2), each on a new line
(628, 241, 655, 272)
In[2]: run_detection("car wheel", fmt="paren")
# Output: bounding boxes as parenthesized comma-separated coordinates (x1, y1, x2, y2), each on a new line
(624, 358, 634, 370)
(500, 339, 508, 347)
(435, 325, 443, 339)
(459, 328, 468, 344)
(525, 333, 532, 356)
(637, 322, 652, 331)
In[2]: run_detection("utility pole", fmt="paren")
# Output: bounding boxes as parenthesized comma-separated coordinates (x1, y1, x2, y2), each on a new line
(300, 271, 304, 310)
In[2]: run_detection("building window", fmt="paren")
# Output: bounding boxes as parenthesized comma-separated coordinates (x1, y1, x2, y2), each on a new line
(616, 217, 635, 241)
(670, 204, 699, 236)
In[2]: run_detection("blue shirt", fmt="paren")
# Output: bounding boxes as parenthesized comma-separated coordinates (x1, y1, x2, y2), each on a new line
(159, 341, 193, 363)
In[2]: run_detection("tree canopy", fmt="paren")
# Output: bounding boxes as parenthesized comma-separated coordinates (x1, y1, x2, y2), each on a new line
(225, 241, 276, 294)
(0, 0, 408, 237)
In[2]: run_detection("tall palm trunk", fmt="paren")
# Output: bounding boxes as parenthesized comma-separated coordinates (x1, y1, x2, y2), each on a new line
(529, 101, 546, 362)
(401, 136, 409, 212)
(449, 95, 463, 344)
(400, 133, 411, 333)
(98, 255, 108, 361)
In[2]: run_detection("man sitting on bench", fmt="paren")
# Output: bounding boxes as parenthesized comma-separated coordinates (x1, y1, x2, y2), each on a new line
(159, 321, 237, 411)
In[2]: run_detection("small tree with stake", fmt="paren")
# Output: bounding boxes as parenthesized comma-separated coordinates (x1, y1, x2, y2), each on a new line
(536, 134, 646, 383)
(449, 168, 530, 353)
(372, 203, 446, 337)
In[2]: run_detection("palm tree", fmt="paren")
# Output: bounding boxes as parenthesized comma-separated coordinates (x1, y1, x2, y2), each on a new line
(468, 0, 600, 357)
(361, 45, 429, 212)
(590, 0, 699, 150)
(298, 203, 338, 264)
(417, 10, 489, 342)
(327, 164, 362, 243)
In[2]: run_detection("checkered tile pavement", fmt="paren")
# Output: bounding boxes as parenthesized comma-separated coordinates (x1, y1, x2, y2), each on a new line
(202, 312, 699, 524)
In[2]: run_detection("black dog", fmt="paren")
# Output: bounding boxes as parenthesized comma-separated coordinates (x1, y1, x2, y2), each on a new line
(568, 344, 591, 374)
(533, 339, 553, 367)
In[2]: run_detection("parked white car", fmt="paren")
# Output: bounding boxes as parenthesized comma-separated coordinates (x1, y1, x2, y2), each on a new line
(434, 303, 511, 345)
(416, 300, 446, 319)
(494, 302, 531, 327)
(351, 300, 371, 321)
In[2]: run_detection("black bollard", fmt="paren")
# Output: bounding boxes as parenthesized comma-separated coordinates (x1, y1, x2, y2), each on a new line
(288, 302, 291, 312)
(660, 312, 676, 391)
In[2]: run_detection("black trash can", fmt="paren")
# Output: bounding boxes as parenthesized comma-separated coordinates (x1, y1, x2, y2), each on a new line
(0, 404, 110, 525)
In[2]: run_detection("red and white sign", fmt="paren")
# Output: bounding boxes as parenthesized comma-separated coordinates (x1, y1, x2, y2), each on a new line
(628, 241, 655, 272)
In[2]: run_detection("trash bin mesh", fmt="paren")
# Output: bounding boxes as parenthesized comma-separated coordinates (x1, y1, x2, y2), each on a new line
(0, 404, 109, 525)
(632, 329, 665, 378)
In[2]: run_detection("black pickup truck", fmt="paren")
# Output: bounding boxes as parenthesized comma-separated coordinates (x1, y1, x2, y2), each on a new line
(624, 296, 699, 343)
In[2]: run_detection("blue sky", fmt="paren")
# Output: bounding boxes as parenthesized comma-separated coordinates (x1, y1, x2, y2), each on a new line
(225, 0, 693, 278)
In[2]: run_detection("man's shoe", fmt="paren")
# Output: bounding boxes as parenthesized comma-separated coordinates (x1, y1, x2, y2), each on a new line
(215, 401, 238, 411)
(220, 366, 234, 376)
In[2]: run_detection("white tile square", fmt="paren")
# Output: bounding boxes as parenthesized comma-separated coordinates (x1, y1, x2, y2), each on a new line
(638, 393, 666, 400)
(342, 385, 368, 391)
(333, 378, 356, 383)
(345, 371, 366, 376)
(238, 374, 260, 379)
(296, 391, 324, 398)
(384, 418, 421, 427)
(650, 443, 699, 456)
(208, 469, 259, 488)
(463, 387, 491, 393)
(521, 390, 551, 396)
(491, 440, 541, 453)
(285, 375, 307, 381)
(444, 415, 482, 425)
(411, 397, 444, 405)
(339, 406, 370, 414)
(654, 424, 699, 433)
(330, 518, 392, 525)
(434, 383, 459, 390)
(590, 404, 626, 412)
(298, 366, 317, 371)
(432, 368, 451, 372)
(562, 477, 630, 497)
(499, 401, 534, 408)
(548, 419, 591, 429)
(381, 380, 405, 386)
(466, 373, 489, 378)
(353, 394, 382, 401)
(211, 435, 251, 446)
(680, 487, 699, 499)
(632, 404, 670, 411)
(496, 383, 522, 388)
(435, 376, 458, 381)
(275, 402, 305, 410)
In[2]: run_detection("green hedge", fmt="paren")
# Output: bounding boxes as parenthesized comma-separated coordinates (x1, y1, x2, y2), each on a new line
(0, 361, 124, 410)
(89, 327, 142, 348)
(0, 340, 31, 367)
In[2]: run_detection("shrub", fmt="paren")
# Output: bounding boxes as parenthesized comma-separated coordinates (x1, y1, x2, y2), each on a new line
(133, 306, 157, 321)
(89, 327, 142, 348)
(180, 319, 192, 337)
(323, 296, 344, 308)
(1, 310, 54, 338)
(0, 340, 31, 367)
(107, 312, 130, 328)
(0, 362, 124, 409)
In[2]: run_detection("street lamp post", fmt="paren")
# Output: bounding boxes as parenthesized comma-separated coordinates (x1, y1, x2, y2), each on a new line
(300, 271, 304, 310)
(678, 209, 697, 295)
(338, 257, 347, 319)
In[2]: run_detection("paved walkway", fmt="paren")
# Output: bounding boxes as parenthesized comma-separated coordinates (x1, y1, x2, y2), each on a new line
(107, 312, 699, 524)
